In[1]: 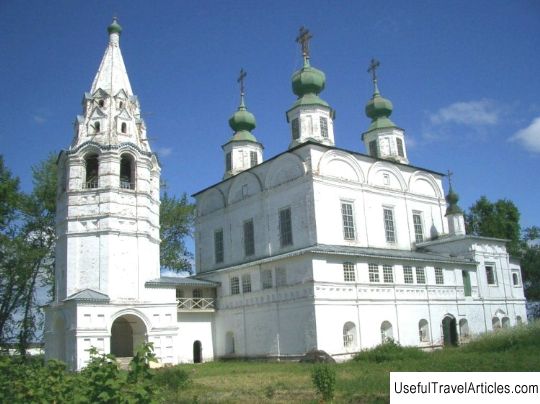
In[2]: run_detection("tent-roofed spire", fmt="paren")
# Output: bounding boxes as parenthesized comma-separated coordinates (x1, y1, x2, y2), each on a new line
(90, 17, 133, 96)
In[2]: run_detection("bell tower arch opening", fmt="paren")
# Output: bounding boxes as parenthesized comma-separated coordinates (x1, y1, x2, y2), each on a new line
(110, 314, 147, 358)
(84, 153, 99, 189)
(120, 153, 135, 189)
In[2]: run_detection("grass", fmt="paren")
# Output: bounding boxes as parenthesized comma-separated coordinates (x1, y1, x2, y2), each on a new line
(156, 321, 540, 403)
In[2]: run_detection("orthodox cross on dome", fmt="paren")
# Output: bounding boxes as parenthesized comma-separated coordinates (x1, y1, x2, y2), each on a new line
(237, 68, 247, 96)
(446, 169, 454, 188)
(368, 58, 380, 92)
(296, 26, 313, 59)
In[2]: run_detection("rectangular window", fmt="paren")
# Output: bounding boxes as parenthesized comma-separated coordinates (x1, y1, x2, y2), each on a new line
(243, 219, 255, 256)
(462, 270, 472, 296)
(292, 118, 300, 140)
(250, 151, 258, 167)
(343, 262, 355, 282)
(403, 266, 414, 284)
(230, 276, 240, 295)
(279, 207, 293, 247)
(276, 267, 287, 287)
(435, 267, 444, 285)
(241, 274, 251, 293)
(397, 138, 404, 157)
(383, 208, 396, 243)
(485, 264, 496, 285)
(512, 272, 520, 286)
(341, 202, 356, 240)
(369, 140, 378, 157)
(320, 117, 328, 138)
(416, 267, 426, 284)
(214, 229, 224, 264)
(261, 269, 273, 289)
(383, 265, 394, 283)
(225, 152, 232, 172)
(413, 212, 424, 243)
(368, 263, 380, 283)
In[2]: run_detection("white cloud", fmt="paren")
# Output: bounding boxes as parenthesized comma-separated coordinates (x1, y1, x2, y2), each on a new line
(429, 99, 500, 127)
(156, 146, 173, 157)
(33, 115, 47, 124)
(510, 117, 540, 153)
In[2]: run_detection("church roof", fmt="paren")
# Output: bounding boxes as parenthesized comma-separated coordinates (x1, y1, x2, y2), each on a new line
(417, 234, 509, 248)
(64, 289, 110, 303)
(145, 276, 220, 288)
(90, 18, 133, 96)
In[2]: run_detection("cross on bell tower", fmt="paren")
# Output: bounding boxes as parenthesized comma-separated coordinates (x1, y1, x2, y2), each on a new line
(296, 26, 313, 60)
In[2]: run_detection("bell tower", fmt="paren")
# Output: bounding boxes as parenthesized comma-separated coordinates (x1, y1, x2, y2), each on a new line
(45, 19, 177, 371)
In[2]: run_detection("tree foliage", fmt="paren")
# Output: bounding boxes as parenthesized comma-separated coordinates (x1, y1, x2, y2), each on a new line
(465, 196, 521, 256)
(160, 191, 195, 272)
(521, 226, 540, 301)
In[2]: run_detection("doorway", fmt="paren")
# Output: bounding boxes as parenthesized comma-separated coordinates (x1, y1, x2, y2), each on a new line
(193, 340, 202, 363)
(442, 315, 458, 346)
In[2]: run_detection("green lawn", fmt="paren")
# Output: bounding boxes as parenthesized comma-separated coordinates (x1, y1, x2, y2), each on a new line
(156, 321, 540, 403)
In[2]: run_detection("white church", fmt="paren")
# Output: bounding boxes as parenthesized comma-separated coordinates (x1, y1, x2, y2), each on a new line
(44, 20, 527, 370)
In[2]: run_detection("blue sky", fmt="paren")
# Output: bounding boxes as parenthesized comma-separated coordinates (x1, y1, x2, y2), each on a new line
(1, 0, 539, 247)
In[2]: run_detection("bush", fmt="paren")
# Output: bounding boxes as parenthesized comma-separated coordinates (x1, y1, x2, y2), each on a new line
(311, 363, 336, 402)
(354, 339, 426, 363)
(463, 320, 540, 353)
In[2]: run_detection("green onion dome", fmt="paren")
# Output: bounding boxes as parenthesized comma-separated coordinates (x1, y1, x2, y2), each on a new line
(445, 186, 463, 215)
(364, 82, 396, 131)
(107, 17, 122, 35)
(228, 97, 257, 142)
(292, 59, 326, 97)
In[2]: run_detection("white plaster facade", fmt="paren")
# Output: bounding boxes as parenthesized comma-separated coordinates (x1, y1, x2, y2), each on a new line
(45, 21, 527, 370)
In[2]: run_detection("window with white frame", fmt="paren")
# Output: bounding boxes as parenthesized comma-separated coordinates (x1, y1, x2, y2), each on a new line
(512, 272, 520, 286)
(241, 274, 251, 293)
(383, 208, 396, 243)
(381, 321, 393, 342)
(403, 266, 414, 284)
(279, 207, 293, 247)
(397, 138, 405, 157)
(369, 140, 378, 157)
(485, 264, 496, 285)
(225, 152, 232, 172)
(243, 219, 255, 256)
(320, 117, 328, 138)
(416, 267, 426, 284)
(343, 322, 357, 348)
(341, 202, 356, 240)
(412, 212, 424, 243)
(343, 262, 355, 282)
(435, 267, 444, 285)
(230, 277, 240, 295)
(292, 118, 300, 140)
(383, 265, 394, 283)
(250, 151, 258, 167)
(214, 229, 224, 263)
(276, 267, 287, 287)
(369, 263, 380, 282)
(261, 269, 273, 289)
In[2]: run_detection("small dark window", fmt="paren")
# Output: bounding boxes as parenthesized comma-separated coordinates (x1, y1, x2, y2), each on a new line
(119, 101, 124, 109)
(226, 152, 232, 172)
(94, 121, 100, 133)
(279, 208, 293, 247)
(369, 140, 378, 157)
(486, 265, 496, 285)
(243, 219, 255, 256)
(121, 122, 127, 134)
(250, 151, 258, 167)
(98, 99, 105, 108)
(462, 270, 472, 296)
(85, 154, 99, 189)
(512, 273, 519, 286)
(320, 117, 328, 138)
(214, 229, 224, 263)
(120, 154, 135, 189)
(292, 118, 300, 140)
(397, 138, 405, 157)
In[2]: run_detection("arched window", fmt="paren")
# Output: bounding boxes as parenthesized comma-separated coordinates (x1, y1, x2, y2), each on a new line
(492, 317, 501, 330)
(120, 154, 135, 189)
(418, 319, 430, 342)
(98, 99, 105, 108)
(84, 154, 99, 189)
(459, 319, 470, 338)
(501, 317, 510, 328)
(119, 101, 124, 109)
(380, 321, 393, 343)
(93, 121, 100, 133)
(343, 322, 357, 349)
(121, 122, 127, 134)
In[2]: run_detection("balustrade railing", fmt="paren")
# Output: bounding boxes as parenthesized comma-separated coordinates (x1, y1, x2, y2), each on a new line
(177, 297, 215, 310)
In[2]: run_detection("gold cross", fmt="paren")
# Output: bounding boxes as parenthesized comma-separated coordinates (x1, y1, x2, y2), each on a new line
(296, 26, 313, 58)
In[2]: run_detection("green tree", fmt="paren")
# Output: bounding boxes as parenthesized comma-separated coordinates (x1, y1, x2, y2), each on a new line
(465, 196, 521, 256)
(160, 191, 195, 272)
(521, 226, 540, 302)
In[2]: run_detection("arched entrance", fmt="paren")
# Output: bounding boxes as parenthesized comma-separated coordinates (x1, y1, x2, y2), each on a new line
(442, 315, 458, 346)
(193, 340, 202, 363)
(110, 314, 147, 357)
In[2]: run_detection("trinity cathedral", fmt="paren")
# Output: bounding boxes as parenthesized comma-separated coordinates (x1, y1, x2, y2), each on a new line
(44, 20, 527, 370)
